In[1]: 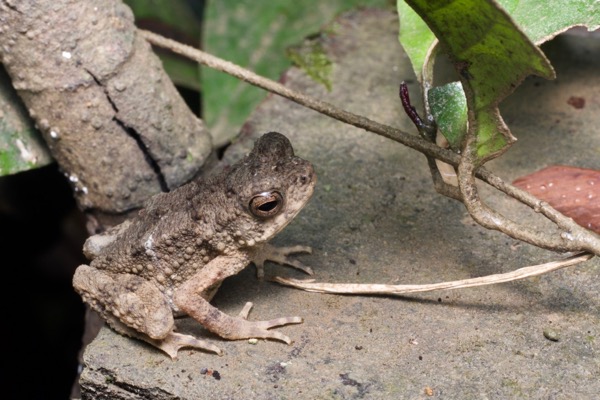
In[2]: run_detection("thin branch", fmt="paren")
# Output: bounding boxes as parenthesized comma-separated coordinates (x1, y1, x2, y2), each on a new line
(140, 30, 456, 165)
(458, 138, 600, 255)
(273, 252, 593, 295)
(140, 29, 600, 256)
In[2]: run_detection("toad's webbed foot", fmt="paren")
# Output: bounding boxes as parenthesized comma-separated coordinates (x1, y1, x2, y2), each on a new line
(252, 243, 313, 279)
(150, 331, 223, 359)
(106, 317, 223, 359)
(227, 301, 302, 344)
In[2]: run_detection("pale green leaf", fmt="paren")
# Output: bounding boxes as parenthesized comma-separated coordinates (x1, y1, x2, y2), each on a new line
(428, 82, 467, 150)
(0, 69, 52, 176)
(397, 0, 436, 81)
(500, 0, 600, 44)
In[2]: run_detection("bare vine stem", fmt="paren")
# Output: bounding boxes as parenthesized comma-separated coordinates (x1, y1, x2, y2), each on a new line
(140, 29, 600, 257)
(458, 139, 600, 255)
(273, 252, 593, 295)
(140, 30, 455, 163)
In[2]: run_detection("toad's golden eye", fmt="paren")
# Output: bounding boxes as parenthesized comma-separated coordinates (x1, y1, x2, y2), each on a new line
(249, 191, 284, 218)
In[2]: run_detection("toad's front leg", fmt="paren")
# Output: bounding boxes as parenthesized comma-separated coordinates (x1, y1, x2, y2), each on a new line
(174, 255, 302, 344)
(251, 243, 313, 279)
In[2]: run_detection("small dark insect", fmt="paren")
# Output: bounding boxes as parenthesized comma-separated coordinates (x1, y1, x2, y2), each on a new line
(567, 96, 585, 109)
(200, 368, 221, 380)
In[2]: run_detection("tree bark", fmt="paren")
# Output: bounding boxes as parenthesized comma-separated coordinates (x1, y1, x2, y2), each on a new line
(0, 0, 212, 227)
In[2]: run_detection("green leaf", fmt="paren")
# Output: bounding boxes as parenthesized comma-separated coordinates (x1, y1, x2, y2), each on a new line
(397, 0, 600, 161)
(428, 82, 467, 150)
(398, 0, 600, 73)
(402, 0, 556, 161)
(203, 1, 391, 146)
(397, 0, 436, 82)
(500, 0, 600, 45)
(286, 40, 333, 91)
(0, 69, 52, 176)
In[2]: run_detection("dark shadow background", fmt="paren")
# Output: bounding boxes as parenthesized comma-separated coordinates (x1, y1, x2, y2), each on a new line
(0, 165, 87, 400)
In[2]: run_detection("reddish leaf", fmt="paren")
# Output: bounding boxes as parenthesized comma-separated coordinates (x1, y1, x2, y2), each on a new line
(513, 165, 600, 234)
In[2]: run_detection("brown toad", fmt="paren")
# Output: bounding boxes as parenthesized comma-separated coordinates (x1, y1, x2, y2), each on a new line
(73, 132, 316, 358)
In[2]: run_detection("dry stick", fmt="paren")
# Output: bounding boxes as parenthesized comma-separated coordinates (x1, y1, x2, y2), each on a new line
(140, 30, 600, 256)
(140, 30, 455, 164)
(273, 252, 593, 295)
(458, 139, 600, 255)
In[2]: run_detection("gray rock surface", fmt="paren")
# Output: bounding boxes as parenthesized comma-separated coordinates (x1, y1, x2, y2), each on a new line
(79, 9, 600, 399)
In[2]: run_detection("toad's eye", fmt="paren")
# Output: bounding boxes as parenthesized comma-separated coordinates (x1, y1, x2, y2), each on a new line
(249, 191, 284, 218)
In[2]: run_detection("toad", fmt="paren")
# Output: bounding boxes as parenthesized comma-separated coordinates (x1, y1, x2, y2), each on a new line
(73, 132, 316, 358)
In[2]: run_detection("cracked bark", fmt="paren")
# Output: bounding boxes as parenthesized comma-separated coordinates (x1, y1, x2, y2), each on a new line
(87, 69, 170, 192)
(0, 0, 213, 228)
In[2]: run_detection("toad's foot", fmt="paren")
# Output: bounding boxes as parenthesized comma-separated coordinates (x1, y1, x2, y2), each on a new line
(252, 243, 313, 279)
(108, 318, 223, 359)
(149, 332, 223, 359)
(225, 301, 302, 344)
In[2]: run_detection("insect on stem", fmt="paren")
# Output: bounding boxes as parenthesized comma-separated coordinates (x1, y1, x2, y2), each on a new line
(399, 82, 423, 126)
(399, 82, 437, 142)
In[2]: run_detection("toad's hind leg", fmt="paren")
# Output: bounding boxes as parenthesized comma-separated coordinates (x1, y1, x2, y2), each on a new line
(73, 265, 221, 358)
(175, 293, 303, 344)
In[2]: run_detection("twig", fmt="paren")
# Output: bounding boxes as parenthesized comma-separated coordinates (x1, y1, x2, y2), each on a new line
(140, 30, 455, 165)
(140, 29, 600, 256)
(273, 252, 593, 295)
(458, 138, 600, 255)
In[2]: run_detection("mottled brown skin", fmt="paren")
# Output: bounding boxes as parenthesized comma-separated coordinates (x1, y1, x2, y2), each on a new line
(73, 132, 316, 358)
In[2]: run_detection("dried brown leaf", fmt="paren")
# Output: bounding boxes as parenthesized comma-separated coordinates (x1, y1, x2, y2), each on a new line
(513, 165, 600, 233)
